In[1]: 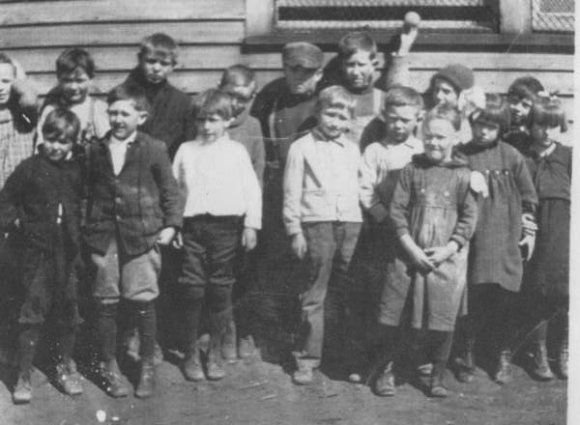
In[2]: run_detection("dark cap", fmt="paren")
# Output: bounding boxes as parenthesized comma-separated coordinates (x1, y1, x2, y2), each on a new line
(433, 64, 474, 92)
(282, 42, 324, 69)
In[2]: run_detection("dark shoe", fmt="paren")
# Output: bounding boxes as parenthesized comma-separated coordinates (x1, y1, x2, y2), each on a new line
(222, 320, 237, 363)
(373, 362, 395, 397)
(206, 361, 226, 381)
(56, 360, 83, 396)
(101, 360, 130, 398)
(532, 342, 554, 381)
(238, 335, 256, 359)
(13, 373, 32, 404)
(430, 366, 448, 398)
(292, 364, 314, 385)
(494, 350, 513, 385)
(183, 352, 205, 382)
(455, 338, 476, 383)
(135, 361, 155, 399)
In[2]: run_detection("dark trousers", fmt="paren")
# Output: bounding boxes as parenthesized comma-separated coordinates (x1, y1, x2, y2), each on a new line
(295, 221, 361, 365)
(179, 216, 242, 358)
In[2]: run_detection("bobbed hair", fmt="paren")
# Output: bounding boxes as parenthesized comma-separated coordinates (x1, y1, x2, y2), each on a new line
(42, 108, 81, 143)
(193, 88, 234, 121)
(56, 48, 95, 79)
(530, 95, 568, 132)
(469, 93, 511, 135)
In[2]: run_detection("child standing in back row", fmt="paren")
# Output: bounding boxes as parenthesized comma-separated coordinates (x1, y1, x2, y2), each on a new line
(521, 96, 570, 381)
(455, 94, 538, 384)
(283, 86, 362, 385)
(372, 104, 477, 398)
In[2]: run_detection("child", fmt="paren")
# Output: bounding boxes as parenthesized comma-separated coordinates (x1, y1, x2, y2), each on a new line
(0, 109, 83, 403)
(283, 86, 362, 385)
(327, 29, 418, 148)
(455, 94, 538, 384)
(172, 89, 261, 381)
(521, 97, 570, 380)
(37, 48, 109, 147)
(218, 64, 265, 361)
(504, 76, 546, 154)
(373, 104, 477, 398)
(85, 83, 182, 399)
(124, 32, 195, 159)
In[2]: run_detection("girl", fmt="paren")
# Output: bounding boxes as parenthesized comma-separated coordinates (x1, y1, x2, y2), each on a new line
(37, 48, 109, 148)
(373, 104, 477, 398)
(522, 96, 570, 380)
(456, 94, 538, 384)
(0, 109, 84, 403)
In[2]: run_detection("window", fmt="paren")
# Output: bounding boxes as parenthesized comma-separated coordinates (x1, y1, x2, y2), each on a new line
(531, 0, 574, 33)
(275, 0, 498, 32)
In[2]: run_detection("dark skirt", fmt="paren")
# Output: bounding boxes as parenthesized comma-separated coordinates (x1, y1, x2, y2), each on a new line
(523, 198, 570, 301)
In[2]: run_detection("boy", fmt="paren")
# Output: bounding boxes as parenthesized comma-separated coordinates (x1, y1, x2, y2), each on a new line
(173, 89, 261, 381)
(37, 48, 110, 147)
(0, 109, 83, 403)
(124, 33, 194, 159)
(84, 83, 182, 399)
(218, 65, 265, 360)
(283, 86, 362, 385)
(324, 24, 418, 148)
(250, 42, 324, 342)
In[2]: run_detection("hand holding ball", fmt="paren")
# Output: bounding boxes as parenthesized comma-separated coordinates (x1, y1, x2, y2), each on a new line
(404, 11, 421, 29)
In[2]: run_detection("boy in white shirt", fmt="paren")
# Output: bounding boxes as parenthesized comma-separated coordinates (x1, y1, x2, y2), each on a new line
(173, 89, 261, 382)
(283, 86, 362, 385)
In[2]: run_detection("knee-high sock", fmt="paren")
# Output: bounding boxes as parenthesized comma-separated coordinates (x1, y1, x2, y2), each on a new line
(131, 301, 157, 362)
(96, 302, 118, 363)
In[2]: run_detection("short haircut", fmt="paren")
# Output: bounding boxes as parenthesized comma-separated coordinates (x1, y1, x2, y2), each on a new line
(56, 48, 95, 79)
(383, 85, 424, 113)
(530, 95, 568, 132)
(469, 93, 511, 134)
(0, 52, 15, 72)
(424, 103, 462, 132)
(316, 85, 356, 118)
(507, 76, 545, 102)
(107, 83, 150, 112)
(193, 88, 233, 121)
(338, 31, 377, 60)
(138, 33, 178, 64)
(42, 108, 81, 142)
(219, 64, 256, 89)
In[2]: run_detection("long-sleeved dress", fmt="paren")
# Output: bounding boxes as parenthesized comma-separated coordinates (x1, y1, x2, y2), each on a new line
(524, 142, 571, 300)
(457, 140, 538, 292)
(379, 155, 478, 331)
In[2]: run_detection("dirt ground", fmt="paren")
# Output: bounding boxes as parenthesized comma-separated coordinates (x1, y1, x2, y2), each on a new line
(0, 334, 567, 425)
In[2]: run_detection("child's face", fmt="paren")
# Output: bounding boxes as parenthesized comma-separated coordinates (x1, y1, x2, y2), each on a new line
(283, 64, 322, 96)
(433, 78, 459, 108)
(342, 51, 376, 91)
(222, 82, 256, 117)
(472, 119, 501, 146)
(195, 113, 232, 143)
(107, 100, 148, 140)
(423, 118, 457, 163)
(508, 95, 533, 126)
(383, 105, 420, 144)
(139, 51, 175, 85)
(58, 68, 91, 105)
(317, 106, 351, 140)
(530, 123, 555, 148)
(0, 63, 15, 105)
(43, 134, 74, 163)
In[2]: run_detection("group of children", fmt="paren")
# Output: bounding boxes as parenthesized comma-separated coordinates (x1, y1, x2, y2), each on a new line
(0, 21, 571, 405)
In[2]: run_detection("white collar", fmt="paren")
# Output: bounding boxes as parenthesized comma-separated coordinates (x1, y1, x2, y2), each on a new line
(110, 131, 137, 146)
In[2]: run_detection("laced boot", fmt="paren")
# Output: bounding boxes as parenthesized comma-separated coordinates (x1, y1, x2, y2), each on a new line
(238, 335, 256, 359)
(13, 371, 32, 404)
(494, 350, 513, 385)
(292, 358, 315, 385)
(183, 344, 204, 382)
(532, 336, 554, 381)
(13, 325, 40, 404)
(222, 318, 238, 364)
(206, 312, 226, 381)
(373, 361, 396, 397)
(56, 359, 83, 396)
(101, 359, 130, 398)
(456, 338, 476, 383)
(135, 359, 155, 399)
(430, 362, 448, 398)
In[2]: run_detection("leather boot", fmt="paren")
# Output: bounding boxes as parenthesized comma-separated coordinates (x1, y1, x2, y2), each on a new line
(183, 343, 204, 382)
(494, 350, 513, 384)
(430, 362, 448, 398)
(135, 360, 155, 399)
(373, 361, 395, 397)
(222, 318, 238, 364)
(101, 359, 130, 398)
(207, 311, 227, 381)
(13, 371, 32, 404)
(456, 337, 476, 383)
(13, 325, 40, 404)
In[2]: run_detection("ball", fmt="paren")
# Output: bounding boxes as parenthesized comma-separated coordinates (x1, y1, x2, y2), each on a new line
(404, 11, 421, 28)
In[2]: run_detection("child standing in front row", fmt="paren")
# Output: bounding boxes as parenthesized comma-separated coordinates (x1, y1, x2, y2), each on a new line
(283, 86, 362, 385)
(521, 97, 570, 380)
(85, 83, 182, 399)
(0, 109, 84, 403)
(455, 94, 538, 384)
(373, 105, 477, 398)
(173, 89, 261, 382)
